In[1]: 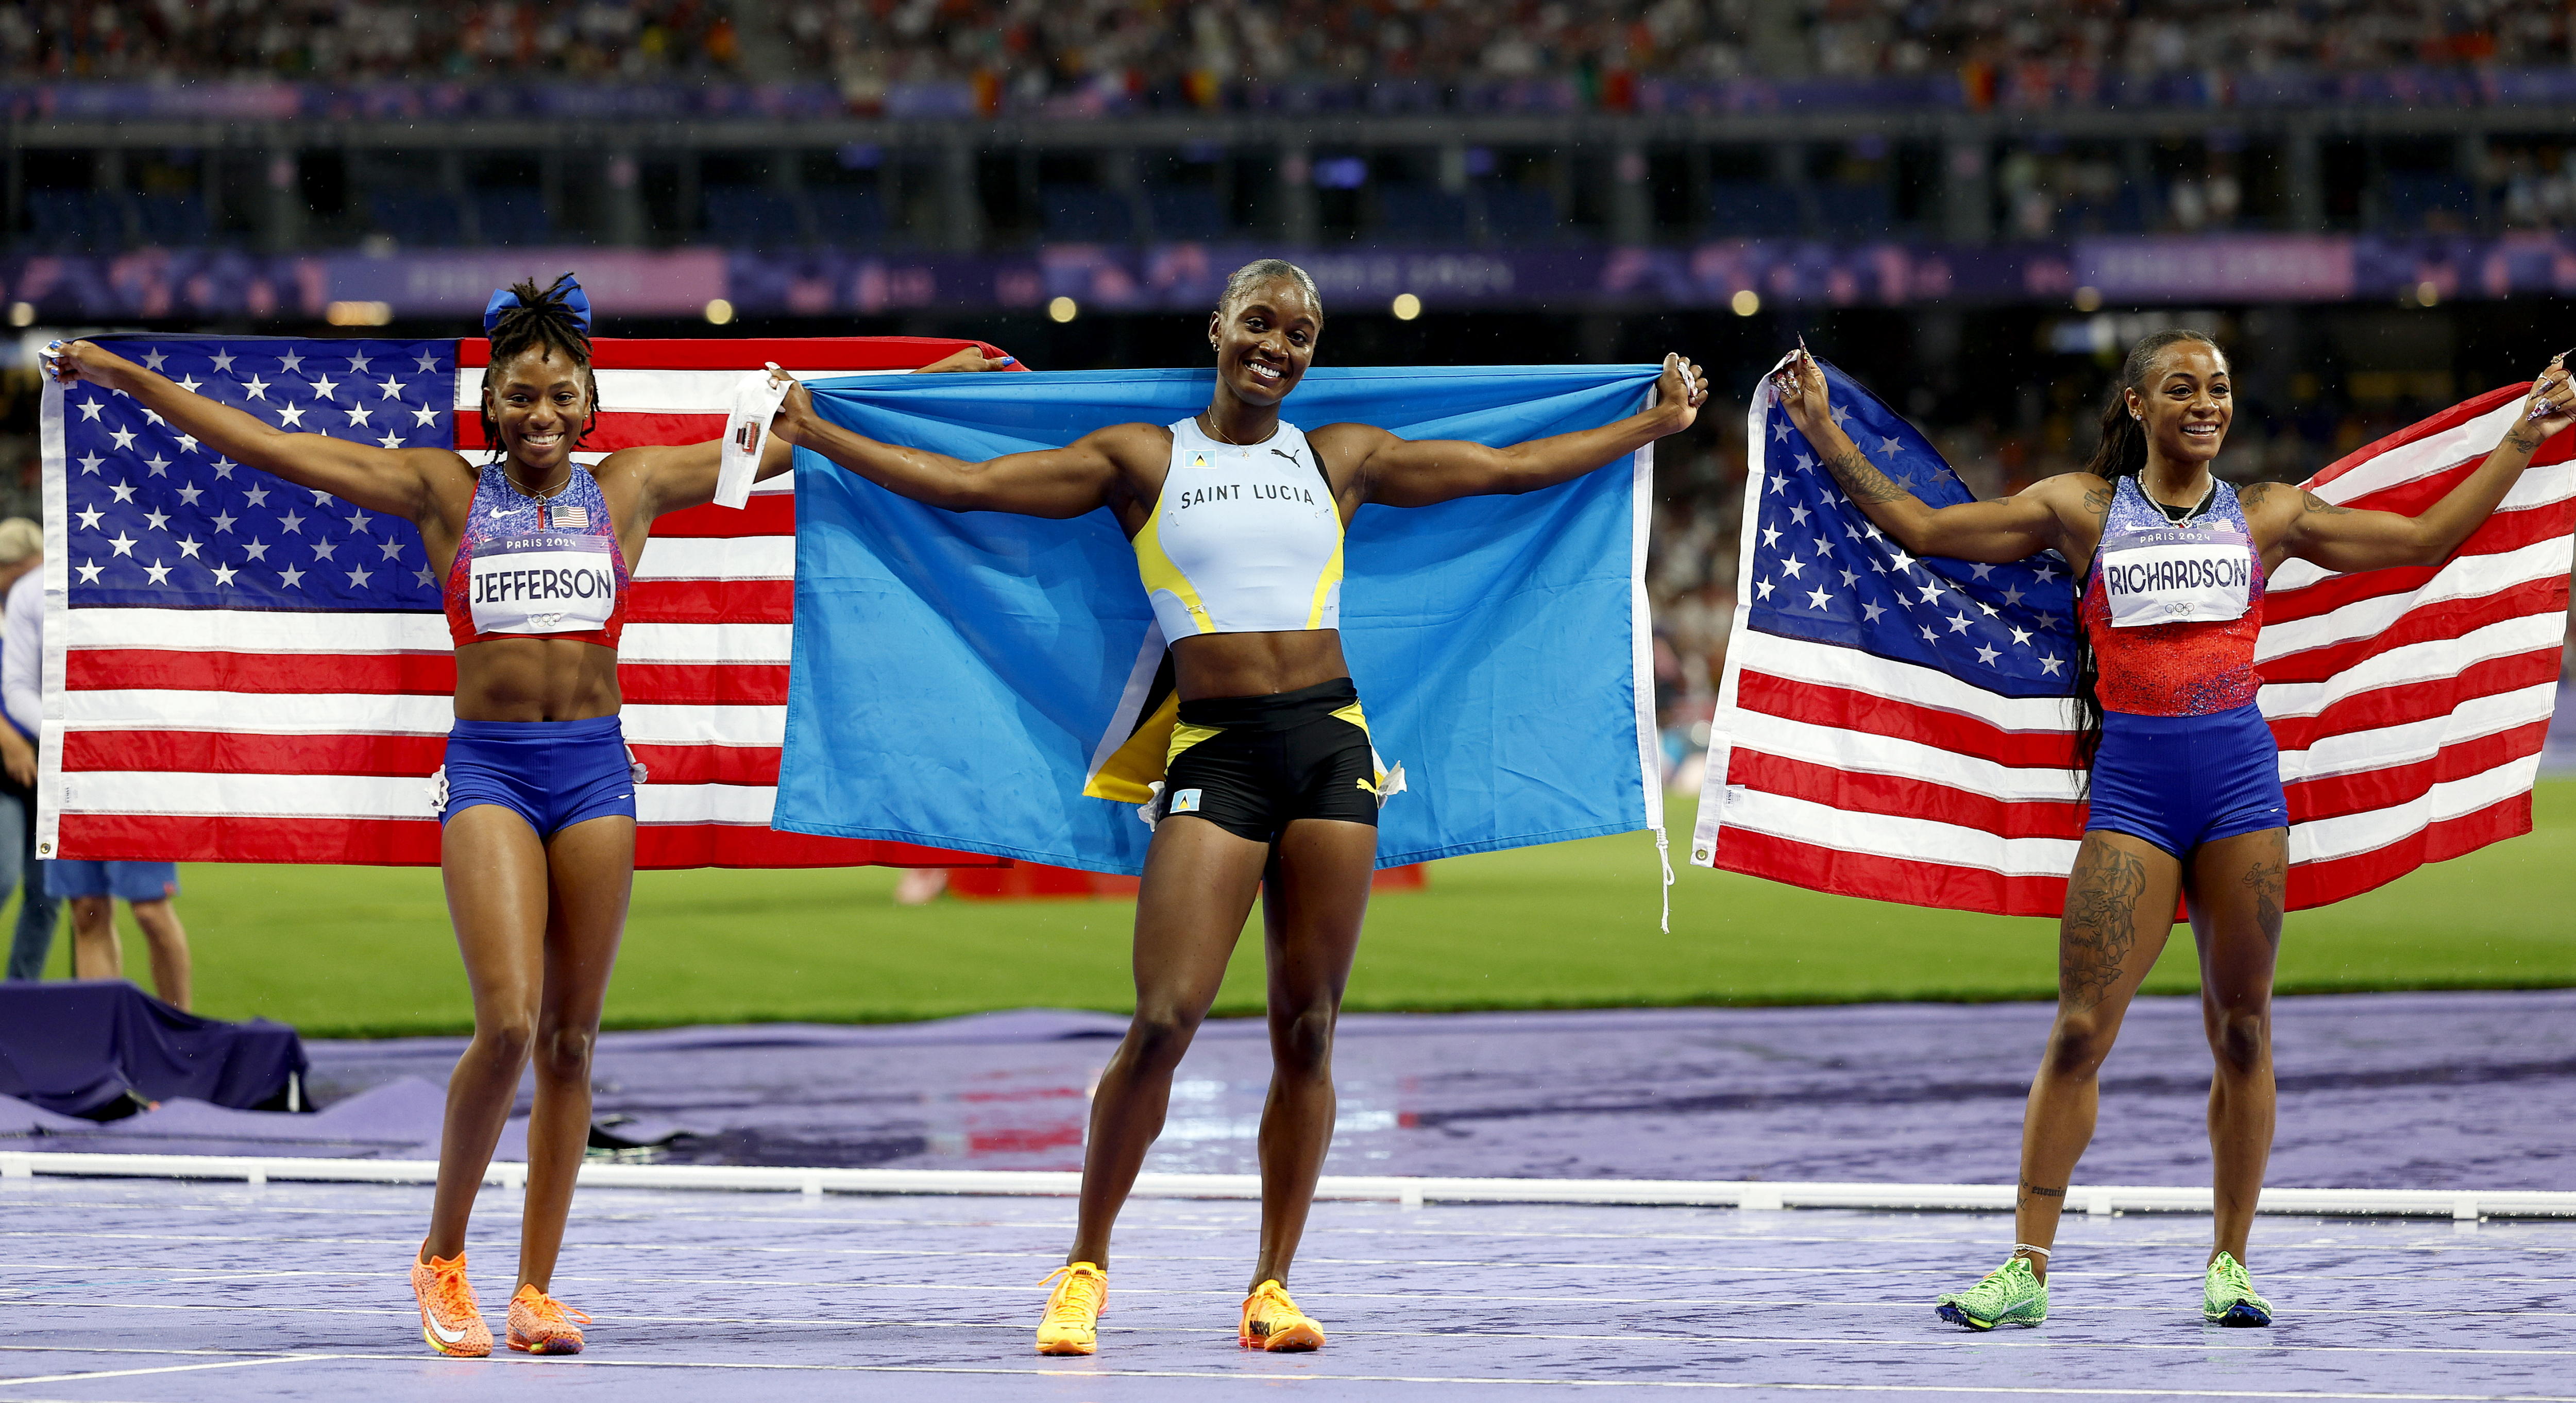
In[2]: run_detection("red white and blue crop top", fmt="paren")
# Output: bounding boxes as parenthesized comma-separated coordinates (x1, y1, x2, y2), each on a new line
(441, 463, 630, 649)
(2078, 474, 2265, 716)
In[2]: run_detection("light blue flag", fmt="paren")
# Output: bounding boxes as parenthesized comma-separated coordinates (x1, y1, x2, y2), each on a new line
(775, 364, 1666, 876)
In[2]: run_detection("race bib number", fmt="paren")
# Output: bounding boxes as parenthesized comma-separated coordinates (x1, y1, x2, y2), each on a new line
(468, 535, 617, 635)
(2097, 527, 2251, 628)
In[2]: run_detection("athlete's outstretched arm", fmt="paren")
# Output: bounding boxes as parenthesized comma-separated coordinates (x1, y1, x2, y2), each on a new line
(768, 379, 1140, 519)
(2250, 358, 2573, 573)
(1773, 349, 2074, 565)
(41, 339, 450, 520)
(1335, 354, 1708, 508)
(624, 351, 1022, 516)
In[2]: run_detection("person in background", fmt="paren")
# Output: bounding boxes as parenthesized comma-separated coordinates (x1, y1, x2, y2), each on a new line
(0, 518, 63, 980)
(0, 515, 192, 1005)
(50, 859, 192, 1008)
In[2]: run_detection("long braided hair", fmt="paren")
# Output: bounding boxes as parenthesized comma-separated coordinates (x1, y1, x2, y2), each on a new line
(478, 273, 599, 463)
(2069, 328, 2225, 784)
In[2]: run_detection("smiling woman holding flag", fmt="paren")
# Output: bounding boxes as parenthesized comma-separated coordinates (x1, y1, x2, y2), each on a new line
(766, 258, 1707, 1357)
(35, 276, 1009, 1359)
(1772, 331, 2572, 1334)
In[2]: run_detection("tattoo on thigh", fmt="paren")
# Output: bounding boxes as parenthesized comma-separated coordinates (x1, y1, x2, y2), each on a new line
(2061, 845, 2147, 1012)
(2243, 857, 2285, 951)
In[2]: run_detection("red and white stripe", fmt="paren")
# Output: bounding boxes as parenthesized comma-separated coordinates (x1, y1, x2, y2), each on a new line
(54, 336, 1006, 869)
(1692, 381, 2573, 916)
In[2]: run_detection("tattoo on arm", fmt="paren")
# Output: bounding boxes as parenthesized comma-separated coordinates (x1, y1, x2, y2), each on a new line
(1822, 443, 1910, 505)
(2299, 490, 2351, 516)
(2242, 857, 2285, 952)
(2061, 844, 2148, 1012)
(2505, 425, 2545, 454)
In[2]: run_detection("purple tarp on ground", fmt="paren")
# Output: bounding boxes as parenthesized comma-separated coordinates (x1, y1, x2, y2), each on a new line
(0, 981, 306, 1117)
(11, 992, 2566, 1193)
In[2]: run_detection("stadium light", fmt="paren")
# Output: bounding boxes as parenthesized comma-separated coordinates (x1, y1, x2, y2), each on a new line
(1391, 293, 1422, 321)
(1730, 289, 1759, 317)
(2072, 286, 2103, 312)
(2415, 281, 2440, 307)
(325, 301, 392, 327)
(6, 302, 31, 328)
(1048, 296, 1079, 323)
(704, 299, 736, 325)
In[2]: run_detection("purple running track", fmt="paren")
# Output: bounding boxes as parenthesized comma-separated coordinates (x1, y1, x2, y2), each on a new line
(2, 1176, 2570, 1402)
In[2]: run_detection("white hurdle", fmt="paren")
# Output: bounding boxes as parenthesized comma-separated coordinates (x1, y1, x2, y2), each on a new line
(3, 1151, 2571, 1220)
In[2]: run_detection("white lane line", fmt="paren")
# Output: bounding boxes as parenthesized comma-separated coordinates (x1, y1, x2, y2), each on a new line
(9, 1270, 2571, 1320)
(6, 1344, 2573, 1397)
(10, 1233, 2569, 1282)
(9, 1301, 2570, 1356)
(0, 1356, 313, 1388)
(1, 1350, 2566, 1401)
(14, 1209, 2574, 1261)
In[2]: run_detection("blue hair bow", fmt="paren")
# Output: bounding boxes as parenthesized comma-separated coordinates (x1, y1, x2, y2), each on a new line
(483, 276, 592, 336)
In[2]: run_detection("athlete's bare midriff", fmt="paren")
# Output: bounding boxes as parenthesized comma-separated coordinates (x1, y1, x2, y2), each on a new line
(453, 637, 622, 722)
(1169, 629, 1351, 703)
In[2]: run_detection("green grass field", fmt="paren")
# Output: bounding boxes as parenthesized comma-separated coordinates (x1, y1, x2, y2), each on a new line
(45, 782, 2576, 1038)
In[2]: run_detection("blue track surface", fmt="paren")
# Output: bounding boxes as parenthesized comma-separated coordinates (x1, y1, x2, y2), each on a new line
(3, 1177, 2571, 1402)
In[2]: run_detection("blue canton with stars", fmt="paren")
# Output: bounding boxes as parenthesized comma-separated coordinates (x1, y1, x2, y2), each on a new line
(1750, 361, 2078, 699)
(64, 336, 450, 612)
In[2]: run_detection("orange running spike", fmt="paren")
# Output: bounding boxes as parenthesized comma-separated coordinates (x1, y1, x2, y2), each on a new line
(1239, 1279, 1325, 1352)
(506, 1284, 592, 1355)
(1035, 1262, 1107, 1356)
(410, 1251, 492, 1358)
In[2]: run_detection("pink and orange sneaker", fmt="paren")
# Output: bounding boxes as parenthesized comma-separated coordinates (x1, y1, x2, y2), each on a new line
(507, 1285, 592, 1355)
(410, 1251, 492, 1357)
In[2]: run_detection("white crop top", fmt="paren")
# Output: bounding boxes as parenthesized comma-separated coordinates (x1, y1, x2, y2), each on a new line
(1133, 417, 1346, 640)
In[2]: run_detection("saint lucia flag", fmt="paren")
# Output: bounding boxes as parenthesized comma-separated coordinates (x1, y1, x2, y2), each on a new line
(774, 365, 1666, 876)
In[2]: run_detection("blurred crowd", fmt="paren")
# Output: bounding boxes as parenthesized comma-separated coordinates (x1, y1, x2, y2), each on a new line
(5, 0, 2565, 84)
(0, 0, 744, 79)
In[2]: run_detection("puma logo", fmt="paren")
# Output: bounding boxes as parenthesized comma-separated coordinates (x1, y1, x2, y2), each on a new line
(1270, 448, 1302, 468)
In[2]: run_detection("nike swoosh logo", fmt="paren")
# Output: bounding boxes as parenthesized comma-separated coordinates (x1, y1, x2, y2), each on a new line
(427, 1309, 472, 1343)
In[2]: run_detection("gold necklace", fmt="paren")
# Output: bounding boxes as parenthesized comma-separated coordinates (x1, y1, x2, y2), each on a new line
(1196, 410, 1242, 446)
(505, 462, 572, 500)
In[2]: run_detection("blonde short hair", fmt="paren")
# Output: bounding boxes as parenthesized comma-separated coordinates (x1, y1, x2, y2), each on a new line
(0, 518, 39, 566)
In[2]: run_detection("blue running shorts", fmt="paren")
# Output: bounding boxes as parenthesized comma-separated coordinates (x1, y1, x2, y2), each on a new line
(43, 859, 179, 902)
(2083, 701, 2288, 859)
(437, 715, 638, 838)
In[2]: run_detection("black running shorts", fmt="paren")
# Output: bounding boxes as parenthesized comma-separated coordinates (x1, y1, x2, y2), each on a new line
(1160, 677, 1382, 843)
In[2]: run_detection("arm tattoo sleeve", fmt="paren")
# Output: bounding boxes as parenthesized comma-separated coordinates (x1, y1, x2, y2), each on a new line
(2299, 490, 2352, 516)
(1822, 443, 1911, 505)
(2060, 844, 2149, 1012)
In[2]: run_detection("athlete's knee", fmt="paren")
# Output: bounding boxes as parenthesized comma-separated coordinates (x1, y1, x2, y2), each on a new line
(1123, 1006, 1204, 1070)
(532, 1024, 595, 1083)
(2206, 1006, 2268, 1075)
(1270, 1001, 1338, 1078)
(471, 1009, 538, 1066)
(2042, 1011, 2119, 1080)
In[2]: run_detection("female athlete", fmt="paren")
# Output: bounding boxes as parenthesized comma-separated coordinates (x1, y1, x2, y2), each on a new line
(1774, 329, 2570, 1331)
(767, 258, 1707, 1356)
(43, 277, 995, 1358)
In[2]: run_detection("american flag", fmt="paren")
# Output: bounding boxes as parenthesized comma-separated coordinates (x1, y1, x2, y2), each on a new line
(1691, 361, 2573, 915)
(40, 333, 1007, 870)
